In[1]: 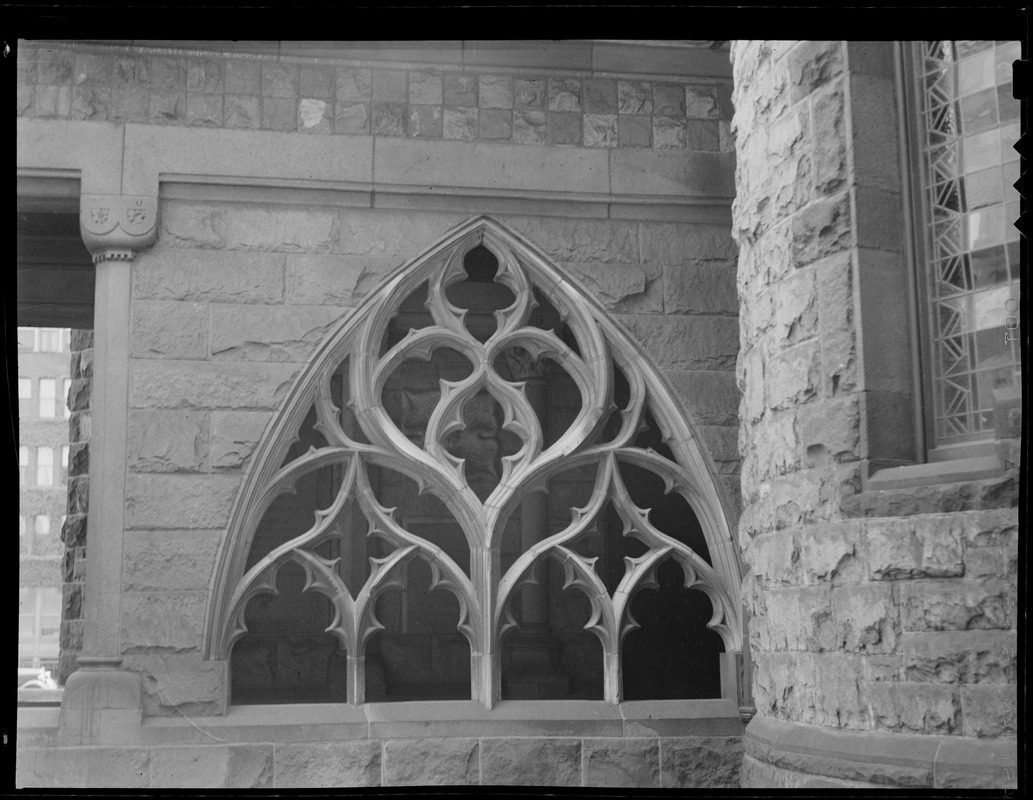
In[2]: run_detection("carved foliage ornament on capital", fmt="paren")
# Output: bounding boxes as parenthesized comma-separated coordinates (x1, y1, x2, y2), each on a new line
(80, 194, 159, 264)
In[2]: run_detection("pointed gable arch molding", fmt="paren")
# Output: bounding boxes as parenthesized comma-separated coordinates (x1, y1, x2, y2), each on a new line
(204, 215, 743, 707)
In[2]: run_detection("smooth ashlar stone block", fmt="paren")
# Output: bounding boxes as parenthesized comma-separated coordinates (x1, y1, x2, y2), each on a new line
(616, 314, 739, 371)
(639, 221, 738, 262)
(119, 591, 208, 652)
(122, 530, 222, 591)
(130, 300, 210, 360)
(16, 746, 150, 789)
(209, 304, 342, 362)
(661, 737, 741, 788)
(382, 738, 479, 786)
(128, 409, 209, 473)
(480, 737, 581, 786)
(210, 410, 274, 470)
(662, 260, 738, 314)
(124, 473, 242, 529)
(149, 744, 274, 788)
(583, 738, 660, 788)
(130, 360, 302, 411)
(561, 261, 661, 314)
(134, 249, 286, 304)
(122, 652, 227, 716)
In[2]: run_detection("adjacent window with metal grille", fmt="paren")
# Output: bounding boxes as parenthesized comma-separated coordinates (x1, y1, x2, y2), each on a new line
(911, 40, 1021, 448)
(206, 218, 742, 708)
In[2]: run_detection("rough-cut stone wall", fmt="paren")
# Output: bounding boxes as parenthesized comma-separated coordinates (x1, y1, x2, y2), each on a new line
(119, 199, 742, 717)
(58, 329, 92, 684)
(17, 42, 734, 153)
(731, 40, 1019, 789)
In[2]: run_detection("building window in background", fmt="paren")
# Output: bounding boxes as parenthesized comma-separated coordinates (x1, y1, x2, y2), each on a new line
(38, 378, 56, 419)
(35, 447, 53, 487)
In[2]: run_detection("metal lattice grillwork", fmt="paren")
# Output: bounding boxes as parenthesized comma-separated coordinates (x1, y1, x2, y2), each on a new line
(916, 40, 1022, 443)
(206, 217, 742, 707)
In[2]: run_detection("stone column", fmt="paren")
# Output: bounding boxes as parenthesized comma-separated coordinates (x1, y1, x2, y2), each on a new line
(505, 372, 569, 699)
(59, 195, 157, 744)
(730, 41, 1018, 789)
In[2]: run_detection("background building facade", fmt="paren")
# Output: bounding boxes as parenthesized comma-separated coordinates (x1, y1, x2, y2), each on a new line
(14, 38, 1021, 789)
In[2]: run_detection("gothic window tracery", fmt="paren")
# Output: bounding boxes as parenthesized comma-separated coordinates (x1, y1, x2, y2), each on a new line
(207, 217, 741, 707)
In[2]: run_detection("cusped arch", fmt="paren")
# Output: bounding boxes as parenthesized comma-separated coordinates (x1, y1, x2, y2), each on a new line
(204, 215, 743, 707)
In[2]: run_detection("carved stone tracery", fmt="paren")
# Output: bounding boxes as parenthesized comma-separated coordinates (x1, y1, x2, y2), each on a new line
(207, 216, 741, 707)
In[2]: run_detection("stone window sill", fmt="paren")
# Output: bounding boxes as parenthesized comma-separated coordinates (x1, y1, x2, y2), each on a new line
(130, 699, 743, 745)
(865, 454, 1008, 491)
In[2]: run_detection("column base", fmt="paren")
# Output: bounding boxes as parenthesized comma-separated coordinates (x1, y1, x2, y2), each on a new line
(59, 656, 143, 745)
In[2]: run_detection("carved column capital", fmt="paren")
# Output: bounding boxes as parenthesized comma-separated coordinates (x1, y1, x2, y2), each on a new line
(79, 194, 158, 264)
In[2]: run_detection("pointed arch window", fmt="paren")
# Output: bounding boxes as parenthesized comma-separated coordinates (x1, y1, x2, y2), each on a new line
(206, 218, 742, 708)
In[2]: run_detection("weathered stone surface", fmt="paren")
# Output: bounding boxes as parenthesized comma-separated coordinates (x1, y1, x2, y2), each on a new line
(640, 222, 738, 263)
(661, 737, 741, 788)
(799, 395, 859, 466)
(479, 108, 511, 139)
(337, 67, 372, 102)
(285, 254, 398, 306)
(479, 74, 513, 108)
(372, 103, 406, 136)
(408, 71, 442, 105)
(297, 98, 331, 133)
(787, 40, 844, 103)
(16, 746, 150, 788)
(134, 249, 285, 303)
(512, 109, 547, 144)
(130, 360, 301, 410)
(753, 652, 872, 730)
(338, 209, 466, 257)
(665, 369, 740, 427)
(444, 74, 477, 106)
(902, 630, 1016, 684)
(187, 94, 223, 127)
(618, 115, 652, 148)
(583, 738, 659, 787)
(618, 80, 652, 115)
(480, 738, 581, 786)
(383, 738, 479, 785)
(583, 113, 617, 147)
(900, 579, 1012, 632)
(408, 105, 442, 138)
(261, 63, 297, 98)
(122, 530, 221, 591)
(125, 473, 242, 529)
(122, 652, 227, 716)
(223, 95, 260, 129)
(120, 591, 208, 652)
(514, 78, 545, 109)
(961, 685, 1017, 738)
(662, 260, 738, 314)
(209, 304, 341, 362)
(797, 521, 866, 584)
(548, 111, 582, 145)
(869, 683, 959, 734)
(752, 585, 833, 651)
(548, 78, 581, 111)
(502, 216, 638, 263)
(129, 302, 207, 357)
(616, 314, 738, 371)
(746, 530, 800, 588)
(791, 192, 851, 268)
(812, 82, 847, 194)
(128, 409, 209, 472)
(150, 745, 273, 788)
(561, 261, 661, 313)
(763, 342, 820, 412)
(275, 741, 381, 787)
(225, 60, 260, 95)
(867, 516, 964, 580)
(833, 583, 898, 654)
(958, 508, 1018, 548)
(685, 85, 720, 119)
(334, 102, 369, 134)
(443, 107, 478, 140)
(653, 116, 686, 149)
(210, 411, 274, 469)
